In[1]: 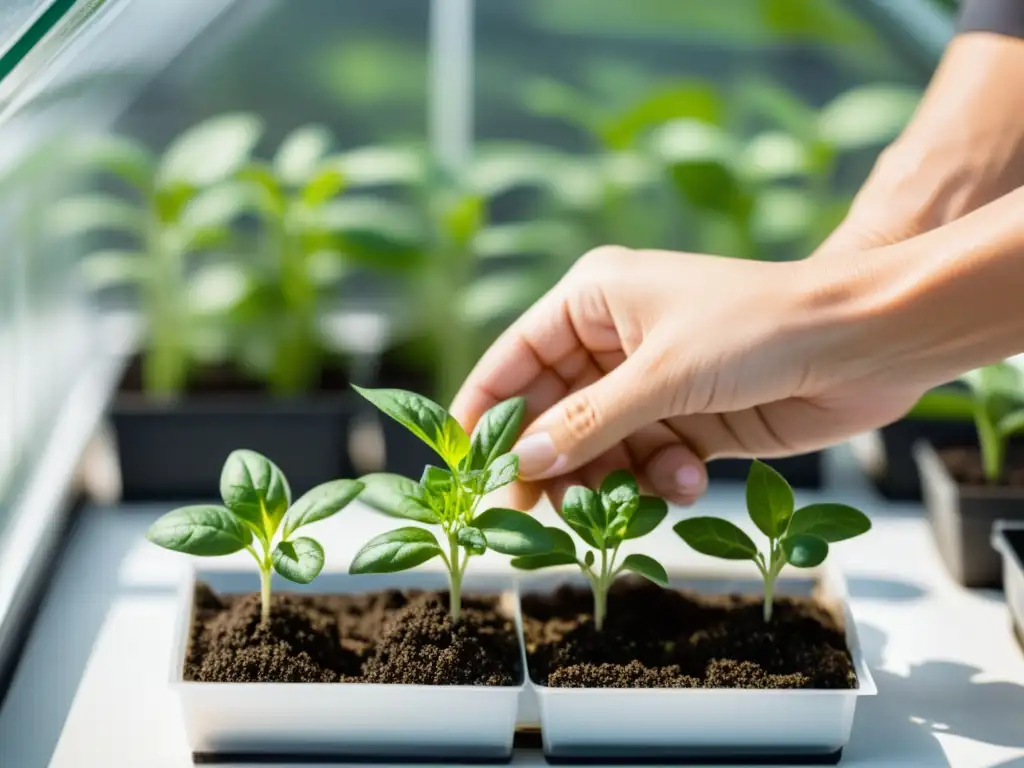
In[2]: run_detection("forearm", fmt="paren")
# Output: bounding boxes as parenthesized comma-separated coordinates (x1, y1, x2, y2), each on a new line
(808, 186, 1024, 392)
(817, 33, 1024, 256)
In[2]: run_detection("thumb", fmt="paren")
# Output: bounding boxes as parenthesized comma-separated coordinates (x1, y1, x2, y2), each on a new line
(512, 350, 665, 481)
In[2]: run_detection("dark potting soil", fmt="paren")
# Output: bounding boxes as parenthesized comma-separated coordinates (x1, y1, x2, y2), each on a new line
(522, 580, 856, 690)
(184, 583, 521, 685)
(938, 446, 1024, 488)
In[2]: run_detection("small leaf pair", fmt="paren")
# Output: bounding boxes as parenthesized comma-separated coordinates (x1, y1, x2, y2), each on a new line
(350, 387, 551, 622)
(512, 469, 669, 630)
(673, 460, 870, 622)
(146, 450, 363, 624)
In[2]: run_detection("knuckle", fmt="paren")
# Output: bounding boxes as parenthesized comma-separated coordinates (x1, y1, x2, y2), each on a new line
(562, 393, 602, 441)
(574, 244, 631, 277)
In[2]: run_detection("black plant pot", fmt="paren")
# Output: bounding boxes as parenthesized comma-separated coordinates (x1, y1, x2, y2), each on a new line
(869, 419, 977, 501)
(993, 522, 1024, 651)
(915, 440, 1024, 588)
(111, 363, 357, 500)
(707, 453, 823, 489)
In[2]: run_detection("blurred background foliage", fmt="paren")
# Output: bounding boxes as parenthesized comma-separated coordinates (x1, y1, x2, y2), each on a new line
(66, 0, 941, 406)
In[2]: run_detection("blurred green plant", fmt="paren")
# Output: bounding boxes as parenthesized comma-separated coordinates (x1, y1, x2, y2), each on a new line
(908, 361, 1024, 483)
(56, 113, 264, 397)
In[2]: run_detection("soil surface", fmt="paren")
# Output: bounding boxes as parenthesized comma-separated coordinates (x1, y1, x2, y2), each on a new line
(522, 580, 856, 690)
(185, 583, 521, 685)
(938, 446, 1024, 488)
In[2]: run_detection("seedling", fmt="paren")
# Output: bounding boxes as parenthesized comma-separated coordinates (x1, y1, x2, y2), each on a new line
(57, 114, 264, 395)
(146, 450, 363, 625)
(510, 469, 669, 631)
(908, 361, 1024, 483)
(673, 460, 870, 622)
(349, 387, 552, 622)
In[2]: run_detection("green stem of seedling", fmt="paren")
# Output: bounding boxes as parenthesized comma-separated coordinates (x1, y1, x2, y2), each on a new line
(448, 533, 463, 624)
(259, 564, 272, 626)
(142, 208, 186, 397)
(975, 406, 1004, 483)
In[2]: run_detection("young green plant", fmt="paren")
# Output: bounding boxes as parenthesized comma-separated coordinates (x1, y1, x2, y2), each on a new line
(145, 450, 363, 625)
(673, 460, 870, 622)
(908, 361, 1024, 483)
(58, 114, 264, 396)
(510, 470, 668, 631)
(349, 387, 552, 622)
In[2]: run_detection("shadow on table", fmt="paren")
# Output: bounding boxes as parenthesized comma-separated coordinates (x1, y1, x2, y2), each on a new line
(847, 577, 927, 602)
(847, 622, 1024, 766)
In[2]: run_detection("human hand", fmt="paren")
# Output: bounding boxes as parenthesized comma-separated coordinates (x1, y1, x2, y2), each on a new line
(450, 246, 927, 510)
(817, 33, 1024, 259)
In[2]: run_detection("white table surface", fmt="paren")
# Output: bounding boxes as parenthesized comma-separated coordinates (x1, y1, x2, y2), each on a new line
(2, 448, 1024, 768)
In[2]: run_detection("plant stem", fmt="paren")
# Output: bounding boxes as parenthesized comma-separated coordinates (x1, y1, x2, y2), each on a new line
(763, 576, 775, 623)
(142, 209, 187, 397)
(448, 534, 463, 623)
(975, 407, 1003, 483)
(593, 584, 607, 631)
(259, 566, 272, 627)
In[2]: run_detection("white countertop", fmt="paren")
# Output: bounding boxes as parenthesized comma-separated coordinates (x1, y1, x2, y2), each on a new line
(2, 448, 1024, 768)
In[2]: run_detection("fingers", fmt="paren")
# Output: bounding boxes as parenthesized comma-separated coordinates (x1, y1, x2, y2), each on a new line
(450, 282, 581, 431)
(513, 346, 664, 481)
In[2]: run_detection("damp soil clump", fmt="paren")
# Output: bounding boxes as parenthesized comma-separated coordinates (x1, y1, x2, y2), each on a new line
(184, 583, 521, 685)
(522, 579, 856, 690)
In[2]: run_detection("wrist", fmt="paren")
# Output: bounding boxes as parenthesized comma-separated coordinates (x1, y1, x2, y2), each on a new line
(795, 187, 1024, 394)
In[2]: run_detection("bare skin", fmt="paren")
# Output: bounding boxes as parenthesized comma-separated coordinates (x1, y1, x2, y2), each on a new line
(450, 33, 1024, 510)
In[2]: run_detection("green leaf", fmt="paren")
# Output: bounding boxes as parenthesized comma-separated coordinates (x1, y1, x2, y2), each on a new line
(781, 533, 829, 568)
(562, 486, 604, 545)
(80, 250, 144, 291)
(274, 124, 333, 186)
(466, 397, 527, 471)
(998, 409, 1024, 439)
(547, 526, 577, 556)
(907, 386, 976, 421)
(349, 527, 443, 574)
(457, 526, 487, 556)
(619, 553, 669, 586)
(600, 470, 640, 535)
(67, 134, 155, 191)
(358, 473, 439, 524)
(219, 450, 291, 539)
(461, 272, 545, 327)
(817, 85, 920, 151)
(272, 537, 325, 584)
(651, 120, 745, 217)
(334, 144, 425, 188)
(301, 166, 345, 206)
(672, 517, 759, 560)
(624, 496, 668, 539)
(511, 552, 578, 570)
(598, 80, 723, 149)
(49, 195, 144, 238)
(474, 507, 553, 556)
(420, 465, 454, 493)
(745, 460, 794, 538)
(146, 505, 251, 556)
(786, 503, 871, 543)
(584, 550, 596, 568)
(482, 454, 519, 494)
(179, 181, 258, 234)
(353, 387, 470, 466)
(473, 220, 585, 261)
(158, 112, 263, 188)
(281, 479, 364, 540)
(439, 193, 485, 247)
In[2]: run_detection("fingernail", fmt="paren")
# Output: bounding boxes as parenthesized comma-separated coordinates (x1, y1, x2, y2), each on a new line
(514, 433, 567, 479)
(675, 465, 704, 492)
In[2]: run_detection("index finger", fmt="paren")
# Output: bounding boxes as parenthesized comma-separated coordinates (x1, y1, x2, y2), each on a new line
(449, 284, 580, 432)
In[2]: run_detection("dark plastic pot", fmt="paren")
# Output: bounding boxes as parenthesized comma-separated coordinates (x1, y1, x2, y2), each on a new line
(869, 419, 977, 501)
(111, 393, 357, 501)
(915, 441, 1024, 588)
(707, 453, 823, 489)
